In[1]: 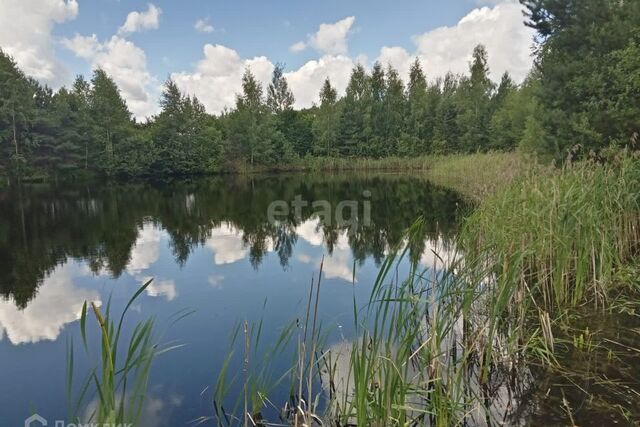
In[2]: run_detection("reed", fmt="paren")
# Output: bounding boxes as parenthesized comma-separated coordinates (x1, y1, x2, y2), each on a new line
(213, 220, 535, 426)
(462, 154, 640, 314)
(423, 151, 534, 201)
(66, 279, 181, 425)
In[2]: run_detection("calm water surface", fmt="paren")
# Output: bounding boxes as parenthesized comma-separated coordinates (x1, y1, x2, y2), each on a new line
(0, 173, 465, 426)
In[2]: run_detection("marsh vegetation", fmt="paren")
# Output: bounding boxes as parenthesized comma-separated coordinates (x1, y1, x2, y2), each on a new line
(209, 153, 640, 426)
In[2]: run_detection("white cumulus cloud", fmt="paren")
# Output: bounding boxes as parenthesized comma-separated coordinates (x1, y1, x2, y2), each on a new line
(208, 274, 225, 289)
(205, 222, 251, 265)
(175, 2, 533, 113)
(376, 46, 413, 80)
(295, 218, 355, 282)
(309, 16, 355, 55)
(194, 18, 215, 33)
(172, 44, 274, 114)
(126, 224, 164, 274)
(376, 1, 535, 83)
(63, 34, 159, 120)
(173, 44, 355, 112)
(0, 0, 78, 87)
(118, 3, 162, 35)
(289, 41, 307, 53)
(285, 54, 355, 108)
(140, 277, 178, 302)
(293, 16, 356, 56)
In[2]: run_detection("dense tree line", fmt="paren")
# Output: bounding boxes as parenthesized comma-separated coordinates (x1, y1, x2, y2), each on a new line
(0, 47, 529, 178)
(0, 0, 638, 179)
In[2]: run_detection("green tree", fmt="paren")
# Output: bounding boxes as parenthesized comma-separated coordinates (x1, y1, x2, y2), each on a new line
(490, 74, 538, 150)
(153, 79, 223, 175)
(382, 64, 405, 156)
(266, 63, 295, 114)
(402, 59, 429, 155)
(71, 75, 95, 170)
(32, 88, 85, 176)
(0, 50, 35, 174)
(228, 68, 279, 165)
(338, 64, 372, 156)
(433, 73, 461, 153)
(369, 62, 387, 156)
(520, 0, 640, 158)
(267, 64, 297, 158)
(89, 69, 133, 174)
(313, 78, 340, 156)
(457, 44, 494, 152)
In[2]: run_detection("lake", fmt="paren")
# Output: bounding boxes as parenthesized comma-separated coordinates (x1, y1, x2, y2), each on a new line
(0, 173, 466, 426)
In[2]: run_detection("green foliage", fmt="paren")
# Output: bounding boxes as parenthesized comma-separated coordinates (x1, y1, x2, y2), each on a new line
(266, 63, 295, 114)
(312, 78, 340, 156)
(490, 75, 537, 150)
(151, 79, 223, 176)
(457, 45, 495, 152)
(0, 49, 36, 174)
(0, 46, 535, 178)
(520, 0, 640, 159)
(226, 67, 289, 166)
(338, 64, 372, 156)
(90, 69, 133, 175)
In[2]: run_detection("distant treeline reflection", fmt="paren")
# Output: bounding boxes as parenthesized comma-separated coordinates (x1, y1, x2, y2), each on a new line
(0, 174, 465, 308)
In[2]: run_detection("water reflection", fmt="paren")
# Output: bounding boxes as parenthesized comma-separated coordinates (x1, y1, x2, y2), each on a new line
(127, 224, 165, 274)
(205, 223, 252, 265)
(0, 263, 101, 345)
(0, 173, 466, 425)
(0, 173, 465, 309)
(83, 388, 184, 427)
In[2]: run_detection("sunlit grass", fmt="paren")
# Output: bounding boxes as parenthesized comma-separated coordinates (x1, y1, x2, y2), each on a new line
(462, 153, 640, 313)
(423, 151, 537, 202)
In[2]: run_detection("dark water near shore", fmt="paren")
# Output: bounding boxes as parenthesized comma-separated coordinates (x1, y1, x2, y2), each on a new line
(0, 173, 465, 426)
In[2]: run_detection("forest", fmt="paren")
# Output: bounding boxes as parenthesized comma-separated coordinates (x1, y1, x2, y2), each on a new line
(0, 0, 639, 179)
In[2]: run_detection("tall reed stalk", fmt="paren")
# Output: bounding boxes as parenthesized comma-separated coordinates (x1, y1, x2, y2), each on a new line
(462, 154, 640, 315)
(66, 279, 178, 425)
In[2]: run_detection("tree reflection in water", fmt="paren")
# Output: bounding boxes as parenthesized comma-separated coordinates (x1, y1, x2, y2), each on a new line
(0, 173, 466, 309)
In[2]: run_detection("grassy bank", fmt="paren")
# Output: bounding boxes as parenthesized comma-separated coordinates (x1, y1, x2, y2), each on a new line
(421, 151, 536, 202)
(234, 151, 532, 203)
(228, 155, 434, 174)
(12, 152, 522, 192)
(229, 152, 529, 190)
(463, 154, 640, 312)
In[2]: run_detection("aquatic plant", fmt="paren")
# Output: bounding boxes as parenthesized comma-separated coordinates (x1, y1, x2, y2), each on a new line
(66, 279, 182, 425)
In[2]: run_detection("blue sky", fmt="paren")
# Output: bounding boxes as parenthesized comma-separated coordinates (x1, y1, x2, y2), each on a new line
(55, 0, 478, 76)
(0, 0, 535, 118)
